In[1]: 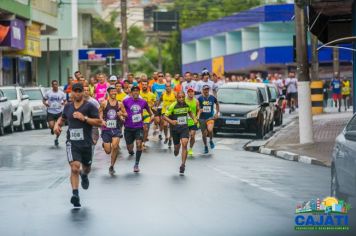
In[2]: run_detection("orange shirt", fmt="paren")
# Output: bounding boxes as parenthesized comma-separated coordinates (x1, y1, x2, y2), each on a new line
(174, 83, 182, 93)
(149, 79, 158, 88)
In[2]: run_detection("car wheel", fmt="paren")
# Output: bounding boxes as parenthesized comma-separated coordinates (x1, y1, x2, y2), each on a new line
(25, 114, 34, 130)
(7, 119, 14, 133)
(17, 115, 25, 132)
(0, 115, 4, 136)
(331, 166, 349, 201)
(256, 117, 265, 139)
(34, 121, 41, 129)
(42, 120, 48, 129)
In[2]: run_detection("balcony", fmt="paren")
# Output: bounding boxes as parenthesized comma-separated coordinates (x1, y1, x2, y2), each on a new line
(78, 0, 102, 17)
(31, 0, 58, 16)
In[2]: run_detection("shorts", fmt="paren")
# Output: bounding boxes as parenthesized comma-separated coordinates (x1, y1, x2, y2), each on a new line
(66, 142, 93, 166)
(154, 108, 162, 117)
(124, 127, 144, 145)
(333, 94, 342, 100)
(47, 112, 62, 122)
(199, 119, 214, 131)
(102, 129, 121, 143)
(92, 127, 99, 143)
(188, 125, 199, 131)
(172, 127, 189, 145)
(287, 92, 298, 101)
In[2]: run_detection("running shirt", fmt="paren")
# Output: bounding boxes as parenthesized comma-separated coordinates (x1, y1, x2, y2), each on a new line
(182, 80, 197, 94)
(165, 101, 191, 131)
(185, 97, 198, 127)
(95, 82, 109, 102)
(116, 92, 127, 102)
(87, 97, 100, 109)
(172, 79, 180, 87)
(285, 78, 298, 94)
(342, 80, 351, 95)
(44, 90, 66, 114)
(140, 91, 156, 122)
(123, 97, 149, 129)
(89, 84, 95, 97)
(174, 83, 182, 93)
(198, 95, 217, 120)
(195, 80, 215, 95)
(151, 82, 166, 100)
(62, 101, 99, 147)
(102, 101, 121, 131)
(331, 79, 341, 94)
(161, 91, 176, 113)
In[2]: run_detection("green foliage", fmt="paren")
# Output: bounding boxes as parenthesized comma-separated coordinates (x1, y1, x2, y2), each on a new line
(128, 26, 145, 49)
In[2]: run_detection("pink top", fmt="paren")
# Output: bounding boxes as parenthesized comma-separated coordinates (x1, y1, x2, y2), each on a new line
(95, 82, 109, 102)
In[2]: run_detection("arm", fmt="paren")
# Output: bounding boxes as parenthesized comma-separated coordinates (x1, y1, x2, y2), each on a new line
(188, 111, 198, 124)
(54, 116, 65, 136)
(214, 98, 220, 119)
(196, 100, 202, 119)
(118, 102, 127, 119)
(98, 101, 106, 121)
(43, 93, 49, 107)
(162, 114, 177, 126)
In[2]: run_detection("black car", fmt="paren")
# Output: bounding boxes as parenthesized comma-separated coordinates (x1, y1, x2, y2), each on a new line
(214, 82, 274, 139)
(266, 83, 284, 126)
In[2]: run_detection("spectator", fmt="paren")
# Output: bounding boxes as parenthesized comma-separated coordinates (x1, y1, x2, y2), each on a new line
(63, 76, 74, 101)
(285, 71, 298, 113)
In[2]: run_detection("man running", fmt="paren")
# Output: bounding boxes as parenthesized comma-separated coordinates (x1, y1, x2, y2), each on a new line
(197, 85, 220, 154)
(54, 83, 102, 208)
(331, 75, 342, 112)
(43, 80, 66, 146)
(185, 87, 200, 156)
(99, 85, 126, 175)
(182, 72, 196, 94)
(151, 72, 167, 140)
(95, 73, 109, 103)
(123, 86, 154, 172)
(195, 69, 215, 98)
(163, 91, 197, 175)
(115, 82, 127, 102)
(140, 81, 156, 149)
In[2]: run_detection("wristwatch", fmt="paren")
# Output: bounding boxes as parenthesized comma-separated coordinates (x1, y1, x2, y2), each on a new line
(84, 116, 88, 122)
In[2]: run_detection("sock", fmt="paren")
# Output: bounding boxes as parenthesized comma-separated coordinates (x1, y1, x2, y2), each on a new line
(73, 189, 79, 196)
(135, 151, 142, 165)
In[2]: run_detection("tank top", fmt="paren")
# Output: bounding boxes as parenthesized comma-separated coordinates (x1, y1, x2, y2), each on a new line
(95, 83, 108, 102)
(162, 91, 176, 113)
(185, 97, 197, 127)
(102, 100, 121, 130)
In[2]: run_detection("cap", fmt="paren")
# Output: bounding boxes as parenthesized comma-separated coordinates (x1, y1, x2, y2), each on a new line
(107, 85, 116, 92)
(202, 85, 210, 90)
(72, 83, 83, 92)
(187, 87, 195, 92)
(201, 68, 210, 76)
(109, 75, 118, 81)
(131, 85, 140, 92)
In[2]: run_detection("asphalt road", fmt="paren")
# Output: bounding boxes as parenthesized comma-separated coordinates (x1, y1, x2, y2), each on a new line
(0, 126, 354, 236)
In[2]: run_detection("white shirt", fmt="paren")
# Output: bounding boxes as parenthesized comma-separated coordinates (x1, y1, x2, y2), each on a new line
(285, 77, 298, 93)
(44, 90, 66, 114)
(182, 80, 197, 94)
(195, 80, 215, 95)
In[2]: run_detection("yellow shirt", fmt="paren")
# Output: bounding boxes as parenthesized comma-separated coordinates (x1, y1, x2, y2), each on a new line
(116, 92, 127, 102)
(342, 81, 351, 95)
(161, 91, 176, 113)
(140, 91, 156, 121)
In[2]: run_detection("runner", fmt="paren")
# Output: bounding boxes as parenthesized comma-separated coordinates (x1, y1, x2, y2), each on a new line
(163, 91, 197, 175)
(331, 75, 342, 112)
(157, 82, 176, 147)
(95, 73, 109, 103)
(115, 81, 127, 102)
(53, 83, 102, 207)
(285, 72, 298, 113)
(43, 80, 66, 146)
(182, 72, 196, 94)
(140, 81, 156, 149)
(99, 85, 126, 175)
(185, 87, 200, 156)
(152, 72, 167, 140)
(197, 85, 220, 154)
(341, 78, 351, 111)
(195, 69, 215, 98)
(122, 86, 154, 172)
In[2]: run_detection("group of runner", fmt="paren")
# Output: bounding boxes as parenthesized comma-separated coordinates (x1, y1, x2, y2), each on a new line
(44, 69, 221, 207)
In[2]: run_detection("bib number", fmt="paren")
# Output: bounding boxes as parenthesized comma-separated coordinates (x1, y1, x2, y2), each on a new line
(70, 129, 84, 141)
(50, 102, 61, 109)
(132, 114, 142, 123)
(106, 120, 117, 128)
(334, 83, 340, 89)
(177, 116, 187, 125)
(203, 106, 211, 113)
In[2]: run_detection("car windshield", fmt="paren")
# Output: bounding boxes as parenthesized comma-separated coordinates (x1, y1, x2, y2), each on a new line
(217, 88, 258, 105)
(1, 89, 17, 100)
(25, 89, 43, 100)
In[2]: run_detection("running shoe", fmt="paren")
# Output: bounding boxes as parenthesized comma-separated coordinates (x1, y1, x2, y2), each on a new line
(70, 195, 81, 208)
(164, 138, 168, 144)
(188, 148, 193, 156)
(54, 139, 59, 147)
(133, 164, 140, 173)
(168, 139, 172, 148)
(109, 166, 115, 175)
(129, 151, 135, 156)
(51, 129, 54, 135)
(158, 134, 163, 140)
(179, 165, 185, 175)
(210, 140, 215, 149)
(204, 146, 209, 154)
(80, 172, 89, 190)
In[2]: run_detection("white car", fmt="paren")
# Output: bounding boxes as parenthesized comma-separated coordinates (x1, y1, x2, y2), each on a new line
(23, 87, 48, 129)
(0, 86, 33, 131)
(0, 89, 14, 135)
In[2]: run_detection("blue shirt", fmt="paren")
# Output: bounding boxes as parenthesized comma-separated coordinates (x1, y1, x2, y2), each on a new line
(198, 95, 217, 119)
(331, 79, 341, 94)
(151, 82, 166, 100)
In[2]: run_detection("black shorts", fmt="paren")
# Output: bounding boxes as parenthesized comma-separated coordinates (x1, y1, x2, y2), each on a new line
(124, 127, 144, 145)
(188, 125, 199, 131)
(287, 92, 298, 101)
(102, 129, 121, 143)
(47, 112, 62, 122)
(172, 127, 189, 145)
(154, 108, 162, 117)
(66, 142, 92, 166)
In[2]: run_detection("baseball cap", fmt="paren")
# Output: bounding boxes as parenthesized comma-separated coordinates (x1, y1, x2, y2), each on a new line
(109, 75, 118, 82)
(201, 68, 210, 76)
(107, 85, 116, 92)
(202, 85, 210, 90)
(72, 83, 83, 92)
(131, 85, 140, 92)
(187, 87, 195, 92)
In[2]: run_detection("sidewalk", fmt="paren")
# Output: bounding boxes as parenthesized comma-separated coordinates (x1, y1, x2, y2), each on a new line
(265, 110, 353, 167)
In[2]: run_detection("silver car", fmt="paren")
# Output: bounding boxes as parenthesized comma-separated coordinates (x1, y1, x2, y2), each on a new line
(331, 113, 356, 200)
(23, 87, 48, 129)
(0, 89, 14, 135)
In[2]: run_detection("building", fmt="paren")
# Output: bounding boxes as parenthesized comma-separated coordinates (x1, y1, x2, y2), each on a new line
(181, 3, 352, 78)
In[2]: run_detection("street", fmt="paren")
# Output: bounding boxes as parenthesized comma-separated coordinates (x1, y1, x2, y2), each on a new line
(0, 127, 346, 236)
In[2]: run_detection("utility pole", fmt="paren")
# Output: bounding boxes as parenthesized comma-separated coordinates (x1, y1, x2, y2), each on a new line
(295, 0, 314, 144)
(311, 34, 319, 81)
(46, 37, 50, 87)
(58, 38, 62, 85)
(121, 0, 128, 77)
(333, 47, 340, 78)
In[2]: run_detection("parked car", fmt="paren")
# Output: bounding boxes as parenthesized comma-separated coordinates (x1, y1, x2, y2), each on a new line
(0, 89, 14, 135)
(0, 86, 33, 131)
(214, 82, 274, 139)
(266, 83, 284, 126)
(331, 113, 356, 200)
(23, 87, 47, 129)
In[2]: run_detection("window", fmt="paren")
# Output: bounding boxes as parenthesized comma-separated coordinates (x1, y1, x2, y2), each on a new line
(269, 87, 278, 100)
(258, 88, 267, 102)
(346, 115, 356, 131)
(217, 88, 258, 105)
(1, 89, 17, 100)
(25, 89, 43, 100)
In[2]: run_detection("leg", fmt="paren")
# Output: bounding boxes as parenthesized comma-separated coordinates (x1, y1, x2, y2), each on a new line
(111, 137, 120, 167)
(163, 120, 169, 141)
(189, 129, 196, 148)
(82, 164, 91, 176)
(124, 129, 135, 155)
(70, 161, 81, 191)
(134, 129, 144, 169)
(181, 138, 189, 166)
(207, 121, 215, 141)
(103, 142, 111, 154)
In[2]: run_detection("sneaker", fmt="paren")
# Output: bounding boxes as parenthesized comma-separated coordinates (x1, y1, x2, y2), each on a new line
(179, 165, 185, 175)
(158, 134, 163, 140)
(70, 195, 81, 208)
(51, 129, 54, 135)
(80, 172, 89, 190)
(164, 138, 168, 144)
(210, 140, 215, 149)
(188, 148, 193, 156)
(54, 139, 59, 147)
(129, 151, 135, 156)
(204, 146, 209, 154)
(168, 139, 172, 148)
(134, 164, 140, 173)
(109, 166, 115, 175)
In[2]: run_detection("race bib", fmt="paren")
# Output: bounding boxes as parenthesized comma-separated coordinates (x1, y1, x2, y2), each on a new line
(132, 114, 142, 123)
(177, 116, 187, 125)
(106, 120, 117, 128)
(203, 106, 211, 113)
(334, 83, 340, 89)
(50, 102, 61, 109)
(70, 129, 84, 141)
